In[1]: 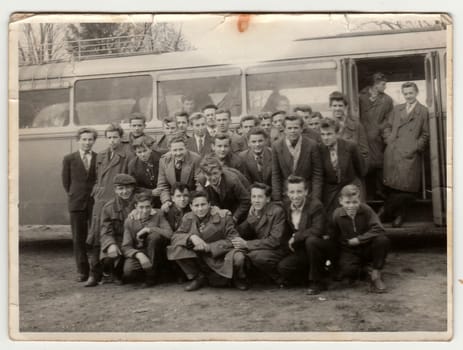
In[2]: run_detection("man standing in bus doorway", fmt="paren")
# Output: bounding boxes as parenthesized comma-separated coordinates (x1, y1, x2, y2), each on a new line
(85, 123, 131, 287)
(359, 73, 394, 200)
(380, 82, 429, 227)
(329, 91, 370, 172)
(61, 128, 98, 283)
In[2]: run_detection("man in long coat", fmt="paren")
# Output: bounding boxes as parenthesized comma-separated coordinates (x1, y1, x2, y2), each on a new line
(381, 82, 429, 227)
(359, 73, 394, 199)
(167, 191, 247, 291)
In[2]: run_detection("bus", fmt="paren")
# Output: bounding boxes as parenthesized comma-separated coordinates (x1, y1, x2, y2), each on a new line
(17, 26, 449, 230)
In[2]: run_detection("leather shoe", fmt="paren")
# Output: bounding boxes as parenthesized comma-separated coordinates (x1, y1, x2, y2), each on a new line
(392, 215, 404, 228)
(76, 274, 88, 282)
(306, 282, 326, 295)
(233, 278, 249, 291)
(185, 275, 206, 292)
(84, 275, 98, 287)
(370, 271, 387, 293)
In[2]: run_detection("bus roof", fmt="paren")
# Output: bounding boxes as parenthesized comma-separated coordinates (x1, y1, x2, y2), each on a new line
(19, 28, 447, 82)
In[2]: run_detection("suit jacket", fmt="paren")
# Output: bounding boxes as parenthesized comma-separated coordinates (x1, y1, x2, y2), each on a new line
(157, 150, 201, 204)
(238, 202, 289, 251)
(341, 118, 369, 169)
(62, 151, 97, 212)
(185, 133, 213, 157)
(238, 148, 272, 186)
(329, 203, 385, 245)
(121, 211, 173, 258)
(167, 211, 240, 279)
(320, 139, 367, 214)
(284, 196, 326, 244)
(272, 136, 323, 201)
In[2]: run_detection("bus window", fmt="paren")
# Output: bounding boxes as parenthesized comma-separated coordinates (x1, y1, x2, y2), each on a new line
(246, 68, 337, 116)
(157, 75, 242, 119)
(19, 89, 70, 129)
(75, 75, 153, 125)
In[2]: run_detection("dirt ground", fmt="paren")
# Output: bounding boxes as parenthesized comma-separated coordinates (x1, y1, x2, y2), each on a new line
(17, 225, 448, 333)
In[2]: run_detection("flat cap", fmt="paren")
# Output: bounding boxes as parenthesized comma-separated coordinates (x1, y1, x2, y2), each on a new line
(113, 173, 137, 186)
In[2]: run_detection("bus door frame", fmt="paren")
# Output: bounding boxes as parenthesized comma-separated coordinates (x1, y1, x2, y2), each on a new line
(341, 58, 360, 121)
(425, 51, 447, 226)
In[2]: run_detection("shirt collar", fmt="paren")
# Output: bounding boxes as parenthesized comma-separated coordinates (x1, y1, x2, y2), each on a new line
(285, 136, 302, 150)
(290, 198, 306, 212)
(79, 149, 91, 158)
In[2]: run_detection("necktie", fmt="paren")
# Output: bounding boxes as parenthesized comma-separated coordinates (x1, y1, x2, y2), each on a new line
(329, 146, 340, 182)
(83, 151, 90, 171)
(255, 154, 263, 173)
(198, 137, 204, 153)
(175, 159, 183, 170)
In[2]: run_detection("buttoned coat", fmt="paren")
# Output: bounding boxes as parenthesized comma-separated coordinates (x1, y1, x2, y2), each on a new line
(238, 202, 289, 251)
(383, 102, 429, 192)
(185, 133, 214, 157)
(359, 90, 394, 168)
(238, 147, 272, 186)
(62, 151, 97, 212)
(272, 136, 323, 201)
(157, 150, 201, 203)
(167, 211, 241, 279)
(341, 118, 370, 169)
(320, 139, 367, 215)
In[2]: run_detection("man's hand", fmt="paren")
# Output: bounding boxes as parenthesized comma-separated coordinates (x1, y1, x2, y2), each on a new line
(210, 206, 232, 218)
(231, 237, 248, 250)
(348, 237, 361, 246)
(152, 187, 162, 197)
(189, 234, 208, 251)
(288, 236, 295, 252)
(135, 252, 152, 271)
(161, 201, 172, 213)
(107, 244, 121, 258)
(128, 208, 157, 220)
(322, 235, 330, 240)
(136, 227, 151, 241)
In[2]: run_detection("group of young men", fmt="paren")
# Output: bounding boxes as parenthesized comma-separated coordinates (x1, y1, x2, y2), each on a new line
(61, 73, 429, 295)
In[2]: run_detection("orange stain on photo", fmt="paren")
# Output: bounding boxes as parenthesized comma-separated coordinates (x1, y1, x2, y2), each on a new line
(237, 14, 252, 33)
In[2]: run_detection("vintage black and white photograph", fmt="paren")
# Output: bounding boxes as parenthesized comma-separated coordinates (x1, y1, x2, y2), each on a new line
(8, 13, 452, 341)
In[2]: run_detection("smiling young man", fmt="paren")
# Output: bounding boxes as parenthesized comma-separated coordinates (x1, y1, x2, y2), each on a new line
(167, 191, 247, 291)
(62, 128, 98, 283)
(185, 112, 213, 157)
(271, 115, 323, 202)
(155, 116, 179, 154)
(329, 184, 389, 293)
(210, 133, 245, 173)
(123, 113, 155, 160)
(214, 109, 247, 153)
(202, 104, 218, 137)
(239, 127, 272, 187)
(234, 183, 289, 287)
(277, 176, 334, 295)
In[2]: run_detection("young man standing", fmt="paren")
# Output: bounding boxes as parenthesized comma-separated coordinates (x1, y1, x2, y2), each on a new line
(269, 110, 286, 142)
(239, 115, 260, 138)
(272, 115, 323, 202)
(155, 116, 178, 154)
(174, 111, 190, 137)
(210, 133, 245, 173)
(359, 73, 394, 199)
(319, 118, 367, 216)
(329, 184, 390, 293)
(123, 113, 154, 160)
(61, 128, 98, 283)
(167, 191, 247, 291)
(239, 127, 272, 187)
(185, 112, 213, 157)
(157, 134, 201, 212)
(381, 82, 429, 227)
(329, 91, 369, 168)
(202, 104, 218, 137)
(277, 176, 333, 295)
(121, 192, 173, 287)
(234, 183, 289, 286)
(215, 109, 247, 153)
(164, 182, 191, 232)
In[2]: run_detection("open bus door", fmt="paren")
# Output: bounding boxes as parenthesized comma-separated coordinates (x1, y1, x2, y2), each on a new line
(425, 51, 447, 226)
(341, 58, 359, 121)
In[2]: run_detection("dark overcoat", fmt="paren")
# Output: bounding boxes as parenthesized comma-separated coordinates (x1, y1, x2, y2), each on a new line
(383, 102, 429, 192)
(238, 147, 272, 187)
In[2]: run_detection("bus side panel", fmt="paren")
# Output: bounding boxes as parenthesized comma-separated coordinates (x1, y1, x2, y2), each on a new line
(19, 137, 72, 225)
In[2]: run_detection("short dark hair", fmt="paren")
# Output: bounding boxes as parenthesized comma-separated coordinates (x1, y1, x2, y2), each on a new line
(163, 116, 176, 125)
(215, 109, 231, 119)
(105, 123, 124, 137)
(311, 111, 323, 119)
(202, 104, 218, 112)
(339, 184, 361, 199)
(246, 127, 269, 140)
(401, 82, 419, 93)
(372, 72, 387, 85)
(271, 110, 286, 120)
(329, 91, 349, 107)
(283, 115, 304, 128)
(240, 115, 259, 127)
(129, 113, 146, 124)
(189, 112, 206, 125)
(174, 111, 189, 121)
(319, 117, 341, 133)
(294, 105, 313, 114)
(286, 175, 307, 190)
(258, 112, 272, 121)
(190, 190, 209, 203)
(168, 133, 187, 147)
(133, 135, 155, 150)
(200, 155, 223, 174)
(134, 192, 153, 204)
(171, 182, 190, 195)
(76, 127, 98, 141)
(213, 133, 231, 145)
(250, 182, 271, 197)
